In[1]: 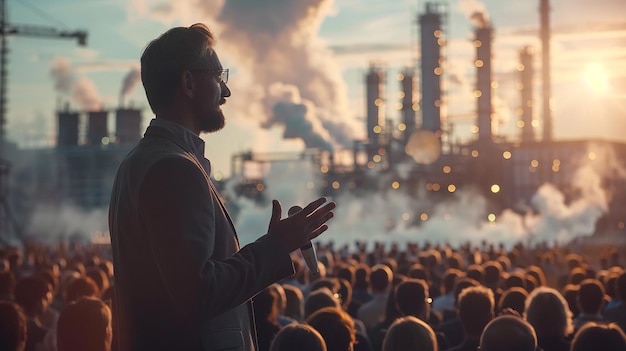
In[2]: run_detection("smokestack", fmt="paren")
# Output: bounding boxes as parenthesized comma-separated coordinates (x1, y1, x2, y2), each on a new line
(475, 26, 493, 142)
(366, 64, 384, 156)
(57, 109, 79, 147)
(399, 69, 416, 146)
(115, 108, 142, 144)
(87, 110, 108, 146)
(540, 0, 552, 141)
(519, 46, 535, 143)
(419, 3, 443, 135)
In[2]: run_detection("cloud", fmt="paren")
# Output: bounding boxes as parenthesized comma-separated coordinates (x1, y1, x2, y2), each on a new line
(50, 57, 103, 111)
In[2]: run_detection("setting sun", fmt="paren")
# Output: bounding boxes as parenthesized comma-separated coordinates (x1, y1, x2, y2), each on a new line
(584, 63, 610, 94)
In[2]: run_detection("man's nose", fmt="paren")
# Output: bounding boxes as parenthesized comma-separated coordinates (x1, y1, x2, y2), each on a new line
(221, 81, 231, 97)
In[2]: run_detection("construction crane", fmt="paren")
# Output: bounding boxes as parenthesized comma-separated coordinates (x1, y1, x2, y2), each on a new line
(0, 0, 87, 243)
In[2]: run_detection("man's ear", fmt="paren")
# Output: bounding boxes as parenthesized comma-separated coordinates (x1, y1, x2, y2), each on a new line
(182, 71, 194, 98)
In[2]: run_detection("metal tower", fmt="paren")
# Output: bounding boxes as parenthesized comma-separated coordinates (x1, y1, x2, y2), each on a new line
(0, 0, 87, 242)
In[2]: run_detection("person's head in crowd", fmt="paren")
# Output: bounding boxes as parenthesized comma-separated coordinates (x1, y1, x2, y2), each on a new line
(14, 275, 52, 319)
(565, 254, 583, 271)
(446, 252, 464, 270)
(269, 283, 288, 316)
(304, 287, 341, 320)
(336, 278, 352, 310)
(85, 268, 110, 294)
(457, 285, 495, 340)
(381, 258, 398, 275)
(283, 284, 304, 321)
(353, 264, 370, 291)
(306, 307, 356, 351)
(524, 286, 574, 339)
(0, 301, 27, 351)
(466, 264, 484, 283)
(569, 267, 587, 286)
(0, 270, 16, 301)
(479, 315, 537, 351)
(337, 265, 356, 289)
(526, 265, 546, 287)
(254, 287, 280, 324)
(441, 268, 462, 296)
(483, 261, 503, 289)
(97, 260, 114, 280)
(577, 279, 605, 315)
(603, 272, 620, 301)
(453, 277, 480, 308)
(309, 262, 328, 283)
(67, 260, 86, 277)
(498, 287, 528, 315)
(407, 263, 429, 281)
(394, 278, 431, 321)
(370, 264, 393, 294)
(504, 272, 525, 290)
(65, 276, 100, 303)
(311, 278, 341, 298)
(570, 322, 626, 351)
(616, 271, 626, 301)
(561, 284, 580, 318)
(270, 322, 327, 351)
(381, 274, 408, 324)
(382, 316, 437, 351)
(37, 269, 58, 296)
(57, 297, 112, 351)
(496, 255, 511, 273)
(524, 274, 537, 293)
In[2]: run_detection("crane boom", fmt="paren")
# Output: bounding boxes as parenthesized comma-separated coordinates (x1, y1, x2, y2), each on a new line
(0, 0, 88, 241)
(3, 23, 87, 46)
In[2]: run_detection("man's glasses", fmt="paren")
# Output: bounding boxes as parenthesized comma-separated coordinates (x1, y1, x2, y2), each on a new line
(191, 68, 229, 84)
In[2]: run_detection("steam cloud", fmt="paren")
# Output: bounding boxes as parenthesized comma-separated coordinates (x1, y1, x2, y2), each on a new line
(50, 57, 103, 111)
(459, 0, 490, 28)
(121, 67, 141, 98)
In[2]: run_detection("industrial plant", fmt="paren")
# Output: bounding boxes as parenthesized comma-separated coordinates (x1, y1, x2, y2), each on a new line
(1, 0, 625, 243)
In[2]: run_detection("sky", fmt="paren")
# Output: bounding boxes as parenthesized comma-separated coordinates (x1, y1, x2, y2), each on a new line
(6, 0, 626, 180)
(6, 0, 626, 248)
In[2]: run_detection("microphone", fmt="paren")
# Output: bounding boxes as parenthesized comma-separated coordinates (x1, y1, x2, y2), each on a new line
(288, 205, 320, 277)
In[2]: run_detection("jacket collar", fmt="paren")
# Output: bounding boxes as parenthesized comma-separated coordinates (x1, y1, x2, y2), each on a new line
(144, 118, 210, 173)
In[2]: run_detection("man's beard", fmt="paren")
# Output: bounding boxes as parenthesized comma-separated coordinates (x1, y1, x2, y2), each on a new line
(199, 107, 225, 133)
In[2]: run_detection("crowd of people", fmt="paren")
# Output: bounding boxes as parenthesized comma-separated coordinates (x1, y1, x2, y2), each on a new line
(0, 238, 625, 351)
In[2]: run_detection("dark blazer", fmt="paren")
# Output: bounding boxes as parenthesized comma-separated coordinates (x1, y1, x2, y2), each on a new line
(109, 119, 294, 351)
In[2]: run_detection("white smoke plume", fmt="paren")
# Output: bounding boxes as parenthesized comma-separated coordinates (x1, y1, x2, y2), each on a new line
(121, 67, 141, 98)
(24, 204, 108, 244)
(50, 57, 103, 111)
(459, 0, 490, 28)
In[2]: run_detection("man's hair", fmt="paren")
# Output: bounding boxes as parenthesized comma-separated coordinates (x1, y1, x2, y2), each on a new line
(479, 315, 537, 351)
(457, 285, 494, 337)
(577, 279, 605, 314)
(382, 316, 437, 351)
(0, 301, 27, 351)
(498, 287, 528, 315)
(283, 284, 304, 321)
(394, 278, 430, 319)
(57, 297, 112, 351)
(571, 322, 626, 351)
(304, 288, 340, 320)
(370, 264, 393, 293)
(306, 307, 355, 351)
(270, 323, 327, 351)
(524, 286, 573, 337)
(140, 23, 216, 113)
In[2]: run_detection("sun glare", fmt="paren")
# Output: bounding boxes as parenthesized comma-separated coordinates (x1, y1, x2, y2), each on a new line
(584, 63, 610, 94)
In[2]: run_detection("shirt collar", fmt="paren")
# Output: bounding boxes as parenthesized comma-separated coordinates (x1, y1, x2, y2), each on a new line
(148, 118, 206, 156)
(146, 118, 211, 174)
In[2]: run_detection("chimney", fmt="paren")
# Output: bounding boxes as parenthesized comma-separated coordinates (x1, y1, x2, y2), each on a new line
(475, 26, 493, 142)
(519, 46, 535, 142)
(366, 64, 384, 157)
(115, 108, 142, 144)
(87, 110, 108, 146)
(419, 3, 443, 135)
(57, 110, 80, 147)
(400, 69, 416, 146)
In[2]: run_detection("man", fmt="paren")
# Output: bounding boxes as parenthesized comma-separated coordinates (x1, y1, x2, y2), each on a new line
(108, 23, 336, 351)
(57, 297, 112, 351)
(449, 285, 494, 351)
(479, 315, 537, 351)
